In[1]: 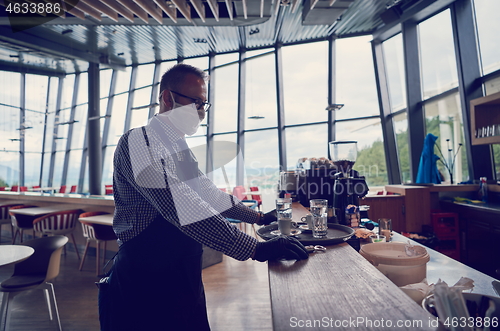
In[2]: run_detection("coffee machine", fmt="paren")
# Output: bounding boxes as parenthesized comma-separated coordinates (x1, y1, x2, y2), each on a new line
(329, 141, 369, 226)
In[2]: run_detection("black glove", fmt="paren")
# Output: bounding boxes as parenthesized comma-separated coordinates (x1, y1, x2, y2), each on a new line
(256, 210, 277, 226)
(253, 236, 309, 262)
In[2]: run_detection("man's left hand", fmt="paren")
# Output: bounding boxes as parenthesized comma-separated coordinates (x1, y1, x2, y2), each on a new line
(257, 210, 277, 226)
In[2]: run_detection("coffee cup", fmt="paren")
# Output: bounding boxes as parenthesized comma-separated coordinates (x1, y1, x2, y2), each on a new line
(301, 214, 314, 230)
(278, 218, 297, 235)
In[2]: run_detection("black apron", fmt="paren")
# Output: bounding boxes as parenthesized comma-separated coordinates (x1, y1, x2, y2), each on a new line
(100, 122, 209, 331)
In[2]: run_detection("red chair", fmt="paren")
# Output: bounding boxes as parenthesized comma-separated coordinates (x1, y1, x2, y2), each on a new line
(104, 185, 113, 195)
(69, 185, 77, 193)
(78, 211, 117, 276)
(20, 186, 28, 192)
(10, 186, 18, 192)
(59, 185, 67, 193)
(231, 186, 247, 201)
(249, 186, 263, 211)
(0, 204, 23, 240)
(0, 187, 6, 191)
(9, 205, 39, 244)
(33, 209, 82, 260)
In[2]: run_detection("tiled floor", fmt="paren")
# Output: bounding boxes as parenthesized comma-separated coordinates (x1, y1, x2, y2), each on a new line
(0, 231, 272, 331)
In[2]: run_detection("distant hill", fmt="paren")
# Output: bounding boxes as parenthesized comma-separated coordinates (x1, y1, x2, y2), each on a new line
(0, 164, 18, 185)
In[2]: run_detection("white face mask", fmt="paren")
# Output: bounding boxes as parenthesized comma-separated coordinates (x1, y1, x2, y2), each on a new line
(162, 91, 201, 136)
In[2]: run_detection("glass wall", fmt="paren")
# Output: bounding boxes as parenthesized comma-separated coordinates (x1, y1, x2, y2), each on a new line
(245, 50, 277, 130)
(474, 0, 500, 75)
(383, 34, 406, 113)
(1, 0, 499, 202)
(213, 53, 239, 134)
(418, 9, 468, 183)
(336, 36, 384, 188)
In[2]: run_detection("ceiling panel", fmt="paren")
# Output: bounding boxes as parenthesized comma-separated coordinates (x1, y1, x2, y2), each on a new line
(0, 0, 390, 72)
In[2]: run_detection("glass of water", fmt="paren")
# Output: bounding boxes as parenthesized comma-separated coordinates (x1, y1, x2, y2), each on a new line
(276, 197, 292, 220)
(310, 199, 328, 238)
(313, 213, 328, 238)
(309, 199, 328, 217)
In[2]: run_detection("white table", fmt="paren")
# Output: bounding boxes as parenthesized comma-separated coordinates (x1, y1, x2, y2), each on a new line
(78, 214, 113, 226)
(243, 190, 261, 196)
(8, 205, 80, 217)
(0, 245, 34, 267)
(31, 187, 58, 194)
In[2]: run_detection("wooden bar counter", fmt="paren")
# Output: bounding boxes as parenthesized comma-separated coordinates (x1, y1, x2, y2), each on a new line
(268, 203, 436, 330)
(268, 203, 499, 330)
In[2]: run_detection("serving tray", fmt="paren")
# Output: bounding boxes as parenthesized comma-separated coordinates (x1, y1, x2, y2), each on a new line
(257, 223, 355, 246)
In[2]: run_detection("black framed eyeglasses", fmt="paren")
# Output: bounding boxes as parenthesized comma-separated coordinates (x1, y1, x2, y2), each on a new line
(171, 90, 211, 112)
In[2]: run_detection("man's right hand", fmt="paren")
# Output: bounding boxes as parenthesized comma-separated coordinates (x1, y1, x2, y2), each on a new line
(252, 236, 309, 262)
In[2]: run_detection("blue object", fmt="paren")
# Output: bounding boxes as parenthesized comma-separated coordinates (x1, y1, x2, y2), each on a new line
(416, 133, 442, 184)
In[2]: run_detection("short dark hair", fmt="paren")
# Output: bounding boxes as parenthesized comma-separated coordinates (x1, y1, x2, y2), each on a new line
(159, 63, 207, 93)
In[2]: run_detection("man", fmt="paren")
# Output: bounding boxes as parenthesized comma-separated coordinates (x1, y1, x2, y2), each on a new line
(100, 63, 308, 330)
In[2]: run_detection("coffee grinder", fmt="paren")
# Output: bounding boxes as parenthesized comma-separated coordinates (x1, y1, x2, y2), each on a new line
(329, 141, 369, 227)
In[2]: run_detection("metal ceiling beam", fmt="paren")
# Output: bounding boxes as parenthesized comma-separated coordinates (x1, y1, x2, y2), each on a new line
(116, 0, 149, 23)
(0, 25, 126, 69)
(291, 0, 301, 13)
(190, 0, 206, 22)
(373, 0, 455, 42)
(154, 0, 178, 23)
(67, 5, 86, 19)
(0, 59, 66, 76)
(207, 0, 219, 21)
(80, 0, 119, 21)
(133, 0, 163, 24)
(241, 0, 248, 19)
(225, 0, 234, 20)
(100, 0, 135, 23)
(64, 0, 102, 21)
(171, 0, 193, 23)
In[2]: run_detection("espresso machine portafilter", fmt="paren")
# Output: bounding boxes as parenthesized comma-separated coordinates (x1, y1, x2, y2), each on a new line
(329, 141, 369, 227)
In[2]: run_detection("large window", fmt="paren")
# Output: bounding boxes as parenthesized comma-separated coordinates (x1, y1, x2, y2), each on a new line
(213, 53, 239, 134)
(285, 124, 328, 170)
(474, 0, 500, 75)
(383, 34, 406, 112)
(282, 42, 328, 126)
(245, 50, 277, 130)
(392, 112, 411, 183)
(336, 36, 379, 120)
(336, 35, 385, 187)
(211, 133, 237, 190)
(418, 10, 468, 183)
(336, 119, 387, 186)
(419, 10, 458, 100)
(0, 105, 20, 186)
(423, 93, 467, 183)
(244, 129, 279, 209)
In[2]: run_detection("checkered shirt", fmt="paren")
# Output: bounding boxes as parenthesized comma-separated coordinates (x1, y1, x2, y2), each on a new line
(112, 115, 258, 261)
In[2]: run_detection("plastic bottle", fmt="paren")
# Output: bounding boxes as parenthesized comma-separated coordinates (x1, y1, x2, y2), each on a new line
(479, 177, 488, 202)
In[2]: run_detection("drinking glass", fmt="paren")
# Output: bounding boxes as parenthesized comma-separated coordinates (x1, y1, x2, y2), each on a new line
(276, 198, 292, 234)
(309, 199, 328, 218)
(312, 213, 328, 238)
(378, 218, 392, 241)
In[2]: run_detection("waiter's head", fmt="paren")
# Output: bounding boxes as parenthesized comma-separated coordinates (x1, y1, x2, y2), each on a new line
(159, 63, 209, 120)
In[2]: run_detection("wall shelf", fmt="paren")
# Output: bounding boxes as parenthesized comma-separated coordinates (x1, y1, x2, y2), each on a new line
(470, 91, 500, 145)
